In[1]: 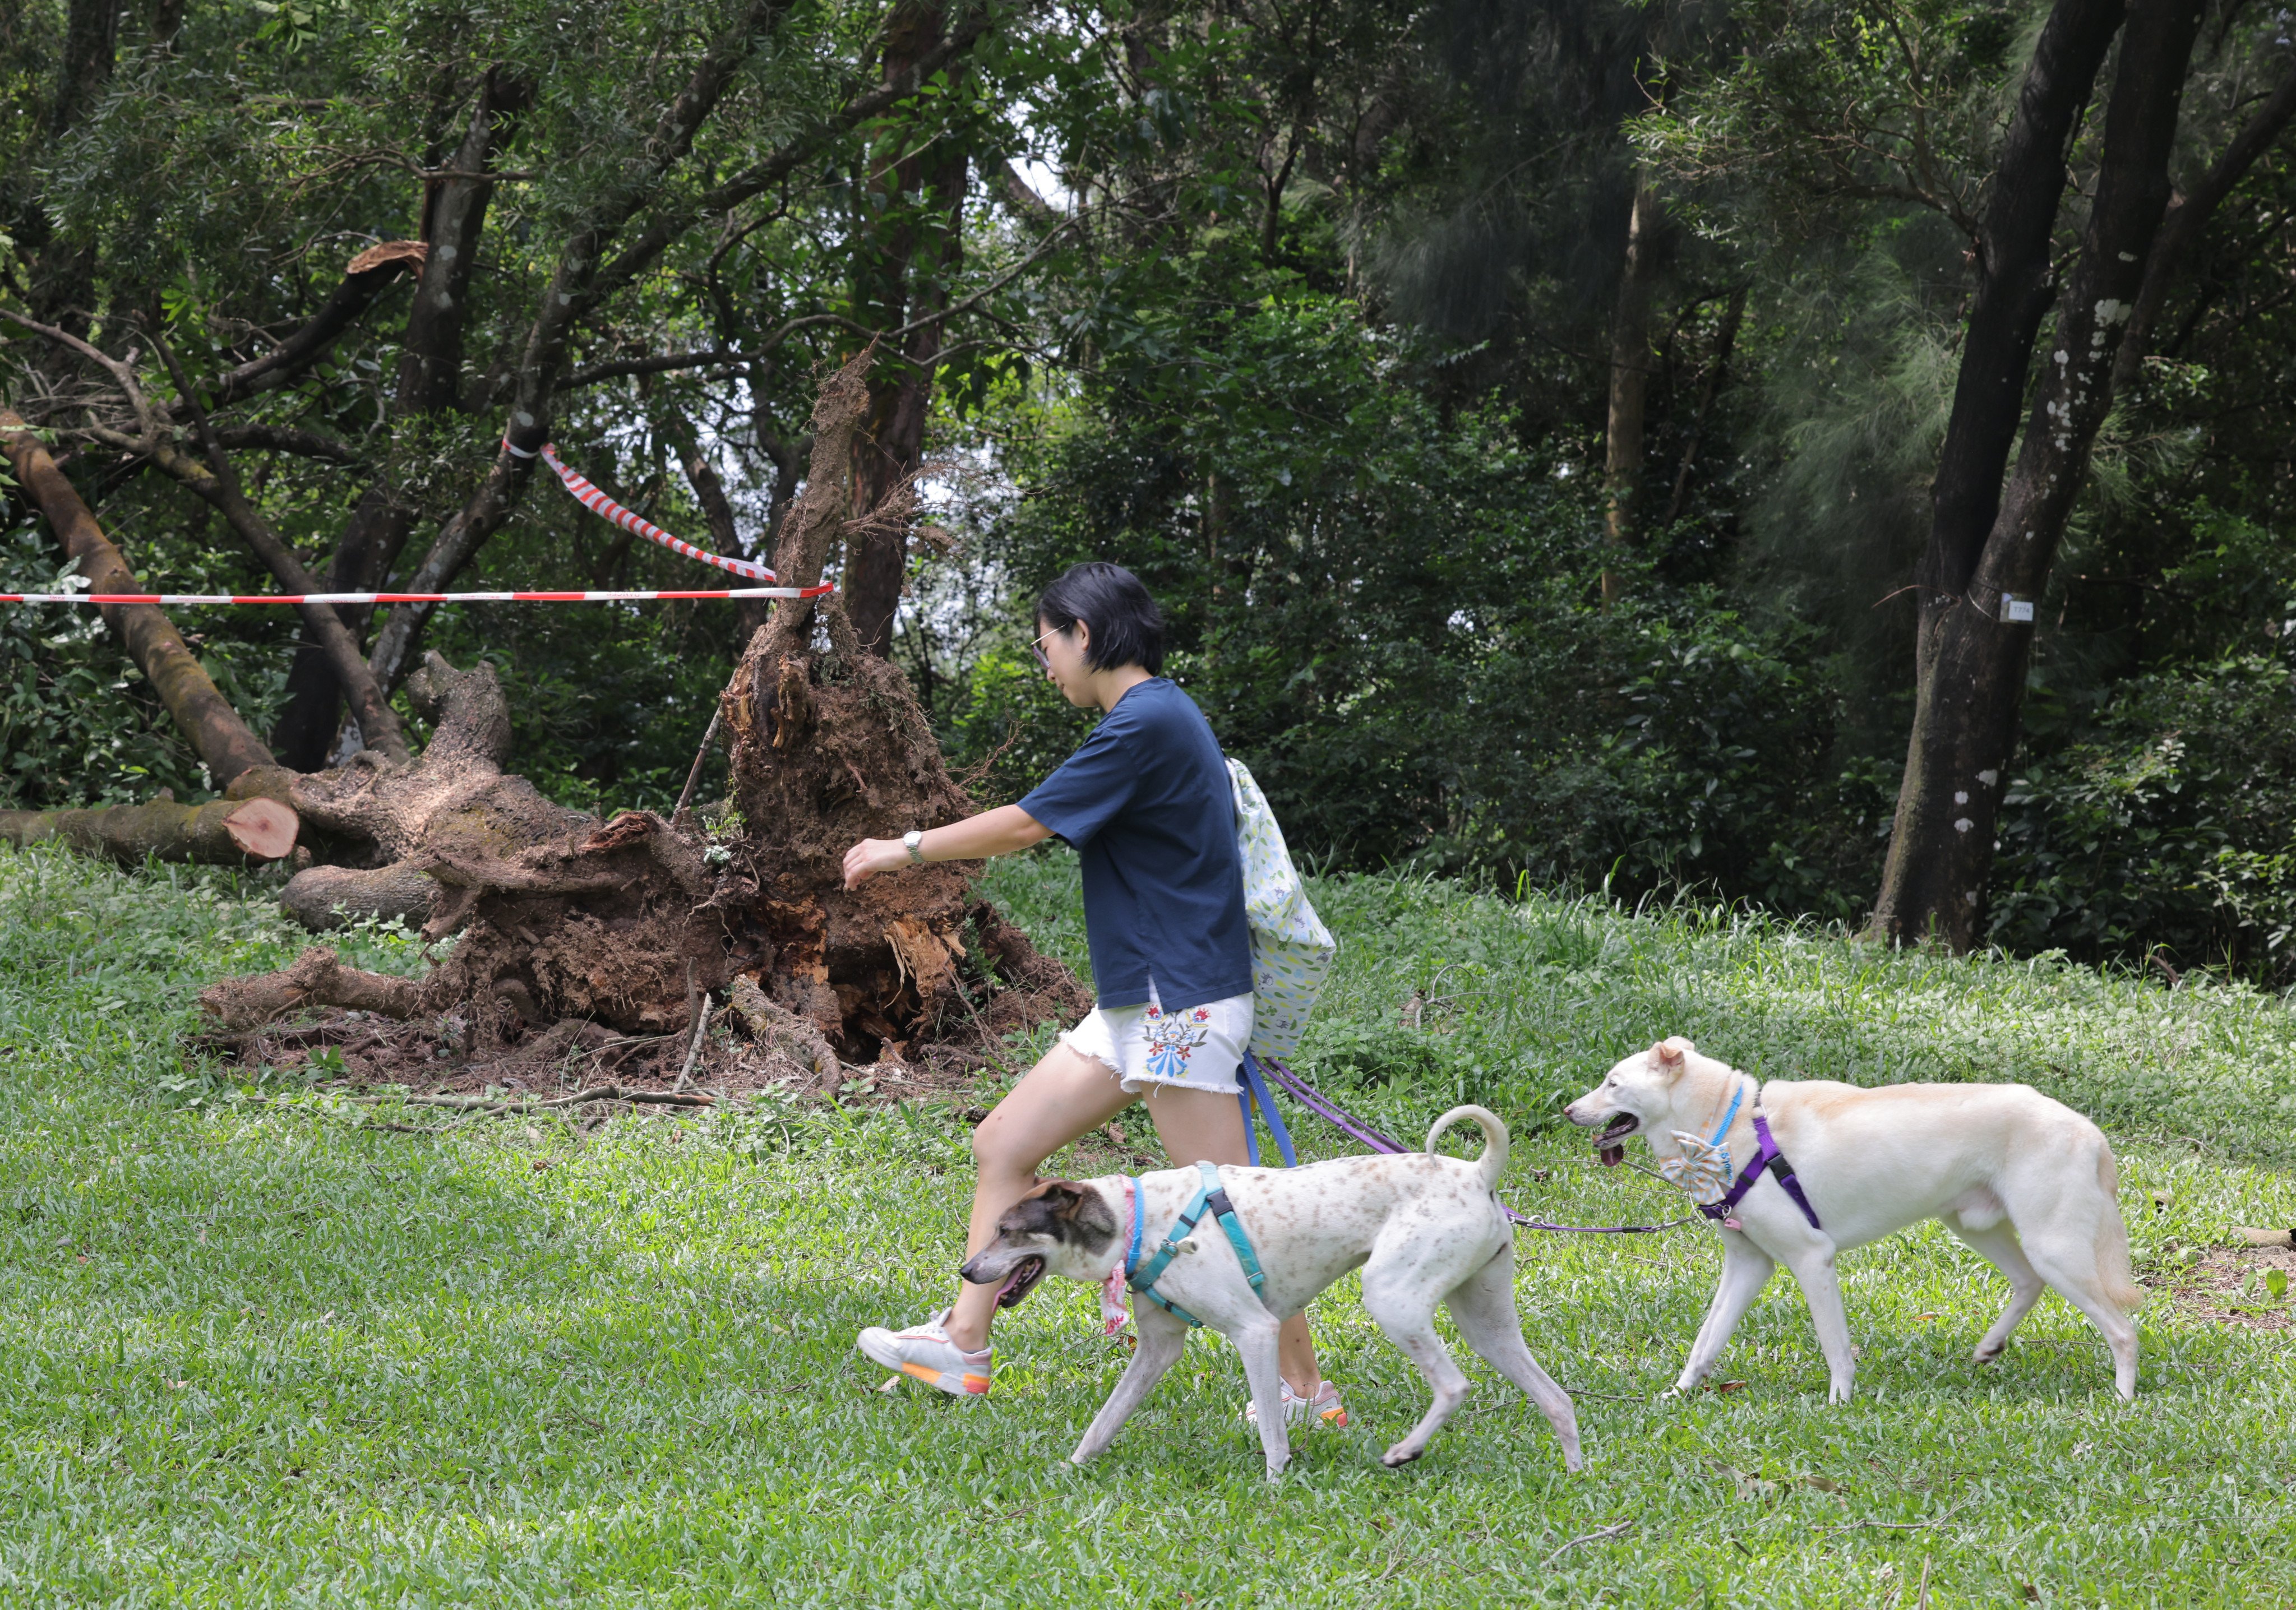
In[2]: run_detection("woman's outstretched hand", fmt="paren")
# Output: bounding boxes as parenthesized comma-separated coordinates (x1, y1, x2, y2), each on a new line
(842, 807, 1054, 890)
(843, 838, 909, 889)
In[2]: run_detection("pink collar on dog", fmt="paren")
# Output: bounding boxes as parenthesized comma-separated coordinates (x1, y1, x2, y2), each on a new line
(1099, 1179, 1134, 1335)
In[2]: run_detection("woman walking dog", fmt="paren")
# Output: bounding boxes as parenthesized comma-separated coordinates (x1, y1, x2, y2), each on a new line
(844, 562, 1342, 1428)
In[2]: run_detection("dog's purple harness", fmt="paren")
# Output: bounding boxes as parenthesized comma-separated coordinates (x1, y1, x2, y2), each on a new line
(1699, 1105, 1823, 1232)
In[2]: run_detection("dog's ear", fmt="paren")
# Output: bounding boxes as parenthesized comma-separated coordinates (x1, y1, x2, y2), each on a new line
(1038, 1180, 1092, 1217)
(1652, 1040, 1687, 1077)
(1033, 1179, 1119, 1251)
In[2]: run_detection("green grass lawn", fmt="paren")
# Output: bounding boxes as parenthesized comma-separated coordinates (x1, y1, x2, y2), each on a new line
(2, 843, 2293, 1606)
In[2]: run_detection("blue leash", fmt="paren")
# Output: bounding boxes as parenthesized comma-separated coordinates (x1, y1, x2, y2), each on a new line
(1237, 1051, 1297, 1168)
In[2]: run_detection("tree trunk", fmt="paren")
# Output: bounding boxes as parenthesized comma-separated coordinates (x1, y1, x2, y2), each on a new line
(272, 71, 529, 768)
(366, 0, 798, 695)
(0, 409, 279, 787)
(1868, 0, 2203, 949)
(1904, 0, 2131, 681)
(1600, 170, 1661, 604)
(1660, 284, 1747, 530)
(23, 0, 119, 327)
(1, 795, 297, 865)
(147, 343, 413, 764)
(844, 0, 969, 656)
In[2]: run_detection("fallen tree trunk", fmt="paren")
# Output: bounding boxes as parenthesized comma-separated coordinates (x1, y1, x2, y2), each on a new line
(1, 408, 280, 788)
(0, 794, 297, 864)
(200, 349, 1088, 1088)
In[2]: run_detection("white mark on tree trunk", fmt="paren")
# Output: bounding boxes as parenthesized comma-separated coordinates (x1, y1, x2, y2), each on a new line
(1955, 818, 1974, 834)
(1955, 791, 1969, 804)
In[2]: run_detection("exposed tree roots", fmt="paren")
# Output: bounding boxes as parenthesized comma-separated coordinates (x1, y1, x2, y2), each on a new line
(197, 349, 1086, 1093)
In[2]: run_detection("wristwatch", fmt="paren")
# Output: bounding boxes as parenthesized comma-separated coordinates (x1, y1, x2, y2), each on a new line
(903, 829, 926, 864)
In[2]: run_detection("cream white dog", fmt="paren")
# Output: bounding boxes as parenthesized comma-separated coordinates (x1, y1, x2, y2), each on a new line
(1564, 1039, 2144, 1401)
(958, 1106, 1581, 1478)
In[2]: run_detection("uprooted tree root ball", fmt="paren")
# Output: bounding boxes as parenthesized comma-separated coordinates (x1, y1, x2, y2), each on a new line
(198, 350, 1086, 1097)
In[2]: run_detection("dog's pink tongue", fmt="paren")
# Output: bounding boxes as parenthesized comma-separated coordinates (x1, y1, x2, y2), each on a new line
(1599, 1145, 1624, 1168)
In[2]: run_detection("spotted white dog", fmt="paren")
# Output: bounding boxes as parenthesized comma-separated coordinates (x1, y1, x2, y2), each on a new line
(1565, 1038, 2145, 1401)
(959, 1106, 1581, 1478)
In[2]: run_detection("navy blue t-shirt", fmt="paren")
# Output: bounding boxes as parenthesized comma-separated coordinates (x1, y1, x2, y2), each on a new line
(1017, 678, 1253, 1008)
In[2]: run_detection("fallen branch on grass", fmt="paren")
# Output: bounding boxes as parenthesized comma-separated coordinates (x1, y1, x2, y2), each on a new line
(1817, 1498, 1969, 1538)
(1542, 1519, 1635, 1567)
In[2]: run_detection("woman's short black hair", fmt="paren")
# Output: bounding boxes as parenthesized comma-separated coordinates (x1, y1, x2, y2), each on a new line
(1036, 562, 1166, 674)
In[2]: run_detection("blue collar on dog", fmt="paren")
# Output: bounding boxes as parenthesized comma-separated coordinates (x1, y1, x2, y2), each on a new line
(1124, 1162, 1268, 1329)
(1706, 1077, 1746, 1147)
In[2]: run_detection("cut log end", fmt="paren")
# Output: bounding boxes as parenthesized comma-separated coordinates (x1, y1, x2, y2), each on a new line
(223, 798, 299, 860)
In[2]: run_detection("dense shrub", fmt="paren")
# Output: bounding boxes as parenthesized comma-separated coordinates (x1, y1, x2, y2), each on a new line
(1992, 655, 2296, 979)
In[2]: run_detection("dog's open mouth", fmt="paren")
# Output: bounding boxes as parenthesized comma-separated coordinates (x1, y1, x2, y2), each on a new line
(994, 1256, 1046, 1308)
(1595, 1114, 1639, 1168)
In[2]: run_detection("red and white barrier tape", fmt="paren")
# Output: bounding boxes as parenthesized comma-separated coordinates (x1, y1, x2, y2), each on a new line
(516, 441, 775, 582)
(1, 439, 812, 607)
(1, 585, 832, 606)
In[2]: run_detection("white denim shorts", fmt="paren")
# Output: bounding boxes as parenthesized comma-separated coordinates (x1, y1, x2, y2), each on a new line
(1060, 980, 1255, 1098)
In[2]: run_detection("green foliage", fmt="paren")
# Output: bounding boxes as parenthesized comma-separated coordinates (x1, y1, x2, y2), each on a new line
(951, 290, 1888, 916)
(1994, 654, 2296, 978)
(7, 0, 2296, 986)
(0, 525, 211, 807)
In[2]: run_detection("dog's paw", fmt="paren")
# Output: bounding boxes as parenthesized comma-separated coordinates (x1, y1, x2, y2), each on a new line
(1380, 1443, 1424, 1468)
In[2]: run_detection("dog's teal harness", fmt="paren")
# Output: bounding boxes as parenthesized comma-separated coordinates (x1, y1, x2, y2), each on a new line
(1122, 1162, 1268, 1329)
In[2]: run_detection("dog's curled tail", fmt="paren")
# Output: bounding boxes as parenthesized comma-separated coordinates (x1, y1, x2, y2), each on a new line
(2096, 1144, 2149, 1312)
(1426, 1105, 1510, 1193)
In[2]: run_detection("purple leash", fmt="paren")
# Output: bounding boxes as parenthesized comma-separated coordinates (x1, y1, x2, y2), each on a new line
(1259, 1057, 1695, 1235)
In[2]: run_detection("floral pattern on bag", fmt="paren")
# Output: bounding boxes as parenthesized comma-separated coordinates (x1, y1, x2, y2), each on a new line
(1227, 757, 1337, 1060)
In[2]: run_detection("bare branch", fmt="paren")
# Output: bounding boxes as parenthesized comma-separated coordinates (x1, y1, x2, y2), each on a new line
(214, 423, 363, 463)
(562, 348, 746, 388)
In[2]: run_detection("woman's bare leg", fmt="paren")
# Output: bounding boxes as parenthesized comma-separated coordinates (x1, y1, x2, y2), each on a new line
(942, 1043, 1132, 1352)
(1138, 1082, 1325, 1398)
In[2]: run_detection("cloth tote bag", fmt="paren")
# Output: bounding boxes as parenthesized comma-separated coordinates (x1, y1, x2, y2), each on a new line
(1225, 756, 1337, 1060)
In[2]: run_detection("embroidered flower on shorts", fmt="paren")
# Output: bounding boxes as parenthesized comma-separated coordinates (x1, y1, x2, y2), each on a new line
(1140, 1010, 1212, 1081)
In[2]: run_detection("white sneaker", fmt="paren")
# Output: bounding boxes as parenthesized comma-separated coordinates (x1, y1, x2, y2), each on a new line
(1241, 1378, 1349, 1429)
(857, 1311, 993, 1398)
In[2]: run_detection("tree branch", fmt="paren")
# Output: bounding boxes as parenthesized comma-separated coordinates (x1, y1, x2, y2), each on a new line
(367, 0, 801, 692)
(210, 247, 427, 406)
(148, 331, 412, 762)
(214, 423, 363, 463)
(2113, 64, 2296, 395)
